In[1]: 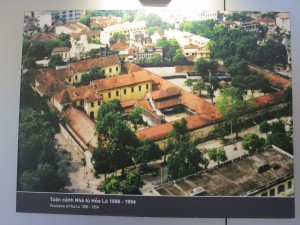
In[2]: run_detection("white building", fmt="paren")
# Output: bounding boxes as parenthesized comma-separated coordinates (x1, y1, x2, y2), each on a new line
(52, 10, 83, 23)
(276, 12, 290, 33)
(34, 11, 52, 28)
(164, 29, 210, 48)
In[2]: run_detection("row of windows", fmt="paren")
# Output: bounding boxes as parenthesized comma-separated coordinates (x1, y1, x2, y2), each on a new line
(69, 66, 120, 83)
(107, 84, 149, 98)
(260, 180, 293, 197)
(90, 101, 101, 108)
(102, 66, 119, 74)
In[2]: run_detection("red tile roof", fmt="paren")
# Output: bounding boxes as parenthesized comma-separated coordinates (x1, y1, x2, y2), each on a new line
(253, 91, 284, 107)
(54, 85, 99, 104)
(175, 65, 196, 73)
(151, 86, 181, 100)
(154, 98, 182, 110)
(184, 44, 198, 49)
(60, 106, 97, 148)
(90, 17, 120, 28)
(31, 33, 56, 42)
(52, 47, 70, 53)
(65, 22, 89, 32)
(69, 55, 120, 73)
(249, 65, 291, 89)
(92, 70, 151, 92)
(111, 39, 129, 50)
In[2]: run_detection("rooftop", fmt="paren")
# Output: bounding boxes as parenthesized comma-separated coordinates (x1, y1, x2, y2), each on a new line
(153, 147, 293, 196)
(60, 106, 97, 149)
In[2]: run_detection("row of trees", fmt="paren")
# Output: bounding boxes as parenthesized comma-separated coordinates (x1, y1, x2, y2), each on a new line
(92, 100, 162, 179)
(22, 33, 71, 69)
(179, 17, 287, 70)
(18, 108, 64, 192)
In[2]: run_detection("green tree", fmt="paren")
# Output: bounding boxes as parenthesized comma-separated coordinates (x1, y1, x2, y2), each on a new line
(166, 119, 203, 181)
(156, 38, 180, 59)
(20, 163, 64, 192)
(103, 174, 122, 194)
(128, 106, 145, 130)
(242, 133, 265, 154)
(208, 148, 227, 165)
(95, 100, 139, 176)
(110, 32, 126, 45)
(259, 120, 271, 134)
(22, 38, 31, 56)
(57, 33, 71, 48)
(194, 58, 218, 77)
(49, 54, 65, 68)
(145, 13, 162, 27)
(23, 57, 37, 69)
(132, 139, 162, 171)
(18, 108, 56, 174)
(148, 55, 163, 66)
(216, 87, 253, 138)
(79, 15, 91, 26)
(213, 124, 228, 141)
(123, 171, 144, 194)
(92, 145, 115, 180)
(192, 79, 206, 96)
(225, 58, 250, 77)
(172, 49, 189, 65)
(79, 66, 105, 86)
(26, 41, 46, 59)
(167, 140, 203, 181)
(226, 12, 252, 22)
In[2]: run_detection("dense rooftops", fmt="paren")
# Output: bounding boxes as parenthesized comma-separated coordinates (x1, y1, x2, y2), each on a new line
(152, 147, 293, 196)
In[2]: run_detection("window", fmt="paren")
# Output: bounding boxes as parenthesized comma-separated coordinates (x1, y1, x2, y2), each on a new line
(124, 89, 126, 94)
(270, 188, 275, 196)
(91, 102, 94, 108)
(116, 67, 119, 71)
(108, 92, 111, 98)
(131, 87, 134, 93)
(116, 90, 119, 96)
(139, 86, 141, 91)
(102, 69, 105, 74)
(80, 100, 83, 106)
(278, 184, 285, 194)
(75, 75, 78, 81)
(98, 101, 101, 106)
(146, 84, 149, 90)
(69, 78, 71, 82)
(287, 180, 292, 189)
(261, 192, 268, 196)
(109, 68, 112, 73)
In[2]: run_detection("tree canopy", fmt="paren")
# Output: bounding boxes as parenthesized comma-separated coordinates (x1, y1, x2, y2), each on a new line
(242, 133, 265, 154)
(216, 87, 254, 138)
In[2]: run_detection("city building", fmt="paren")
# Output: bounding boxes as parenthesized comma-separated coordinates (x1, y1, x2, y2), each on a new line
(164, 29, 210, 48)
(276, 12, 290, 33)
(52, 10, 83, 23)
(149, 146, 294, 197)
(55, 21, 89, 35)
(31, 55, 121, 97)
(51, 47, 71, 63)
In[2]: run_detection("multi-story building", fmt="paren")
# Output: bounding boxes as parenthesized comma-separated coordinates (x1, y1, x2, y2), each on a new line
(51, 47, 71, 63)
(53, 69, 152, 119)
(102, 21, 147, 45)
(276, 12, 290, 33)
(32, 55, 121, 97)
(52, 10, 83, 23)
(164, 29, 210, 49)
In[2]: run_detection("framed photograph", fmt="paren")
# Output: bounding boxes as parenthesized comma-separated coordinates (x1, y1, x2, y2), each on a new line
(17, 9, 294, 218)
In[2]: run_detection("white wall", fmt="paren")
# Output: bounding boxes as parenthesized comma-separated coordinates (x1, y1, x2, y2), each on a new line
(0, 0, 299, 225)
